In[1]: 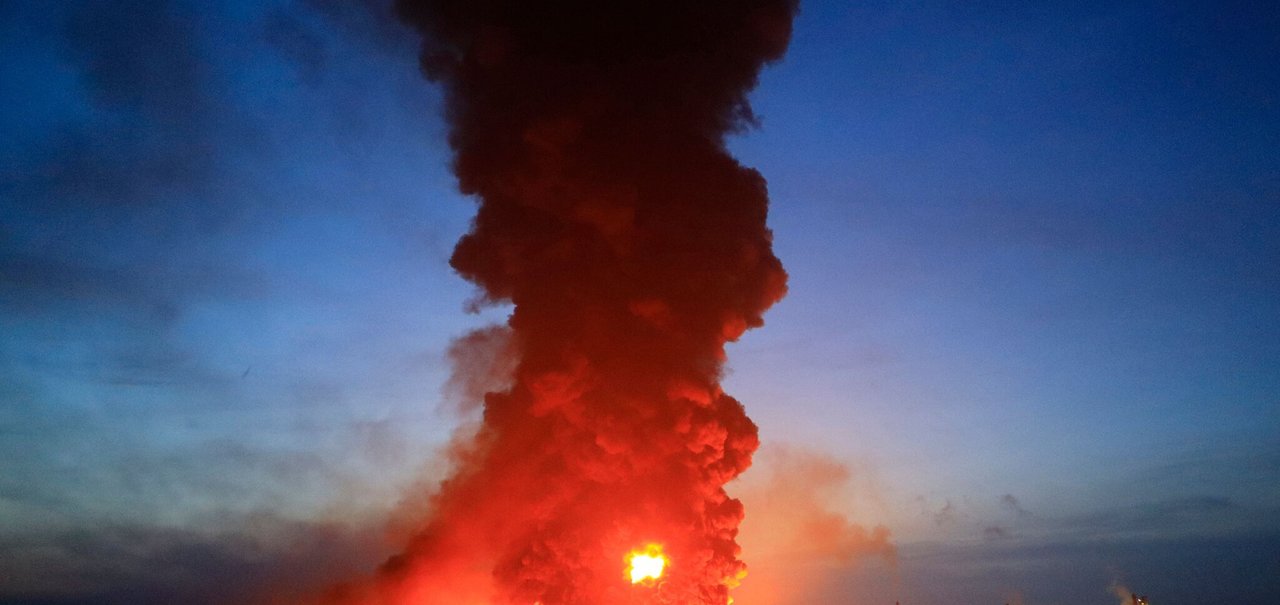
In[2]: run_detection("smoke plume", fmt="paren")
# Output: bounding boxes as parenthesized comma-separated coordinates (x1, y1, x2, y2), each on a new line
(326, 1, 797, 604)
(732, 447, 896, 604)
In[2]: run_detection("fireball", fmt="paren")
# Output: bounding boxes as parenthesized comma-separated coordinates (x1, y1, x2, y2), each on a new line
(626, 544, 668, 584)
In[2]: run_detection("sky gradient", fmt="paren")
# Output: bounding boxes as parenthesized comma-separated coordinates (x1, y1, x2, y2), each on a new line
(2, 1, 1278, 604)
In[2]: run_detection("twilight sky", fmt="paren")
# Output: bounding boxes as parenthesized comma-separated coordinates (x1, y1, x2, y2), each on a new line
(2, 1, 1278, 604)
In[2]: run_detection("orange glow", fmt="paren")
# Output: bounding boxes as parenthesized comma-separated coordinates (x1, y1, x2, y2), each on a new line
(626, 544, 668, 584)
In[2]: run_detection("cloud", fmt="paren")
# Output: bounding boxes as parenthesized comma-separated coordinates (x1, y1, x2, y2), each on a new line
(0, 0, 440, 470)
(0, 249, 265, 319)
(66, 0, 203, 113)
(933, 499, 958, 527)
(262, 9, 331, 84)
(891, 531, 1280, 605)
(0, 515, 388, 605)
(293, 0, 411, 57)
(1, 0, 250, 214)
(1000, 493, 1029, 517)
(0, 0, 268, 358)
(0, 6, 459, 603)
(1047, 495, 1244, 541)
(983, 525, 1010, 540)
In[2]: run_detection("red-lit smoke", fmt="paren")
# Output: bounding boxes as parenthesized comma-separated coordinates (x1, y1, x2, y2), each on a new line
(327, 1, 796, 603)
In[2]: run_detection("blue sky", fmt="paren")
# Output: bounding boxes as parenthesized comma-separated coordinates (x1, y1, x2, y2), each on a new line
(2, 1, 1277, 604)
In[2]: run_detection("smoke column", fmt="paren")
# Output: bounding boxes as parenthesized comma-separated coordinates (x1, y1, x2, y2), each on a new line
(330, 1, 797, 603)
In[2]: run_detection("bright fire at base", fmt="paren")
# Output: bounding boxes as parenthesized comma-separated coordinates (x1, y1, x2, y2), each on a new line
(626, 544, 668, 584)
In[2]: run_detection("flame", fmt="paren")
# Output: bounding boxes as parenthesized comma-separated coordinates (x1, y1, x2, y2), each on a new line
(626, 544, 668, 584)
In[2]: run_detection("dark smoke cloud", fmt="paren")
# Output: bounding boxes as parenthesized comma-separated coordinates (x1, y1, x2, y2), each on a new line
(325, 1, 798, 603)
